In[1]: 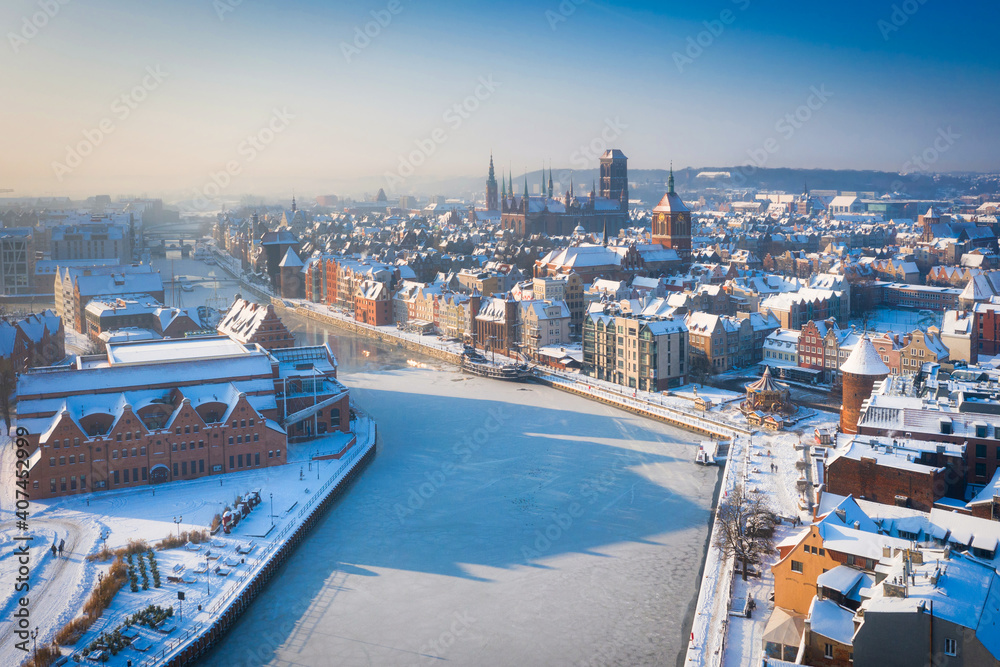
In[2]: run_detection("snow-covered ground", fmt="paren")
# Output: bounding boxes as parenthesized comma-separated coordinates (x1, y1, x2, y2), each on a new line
(851, 306, 941, 333)
(195, 317, 723, 667)
(685, 406, 840, 667)
(0, 420, 371, 667)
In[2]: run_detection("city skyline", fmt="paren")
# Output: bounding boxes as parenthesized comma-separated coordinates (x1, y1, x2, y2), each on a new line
(2, 0, 999, 200)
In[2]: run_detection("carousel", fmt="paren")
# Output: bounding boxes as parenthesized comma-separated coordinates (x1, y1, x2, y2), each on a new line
(742, 366, 794, 430)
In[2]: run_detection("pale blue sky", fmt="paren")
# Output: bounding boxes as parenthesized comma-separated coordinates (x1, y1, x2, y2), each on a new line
(2, 0, 997, 199)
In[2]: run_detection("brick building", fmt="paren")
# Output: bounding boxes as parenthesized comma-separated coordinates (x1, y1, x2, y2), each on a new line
(824, 435, 965, 512)
(303, 255, 396, 312)
(882, 283, 961, 311)
(857, 372, 1000, 490)
(685, 311, 752, 373)
(16, 336, 350, 499)
(0, 311, 65, 369)
(355, 280, 392, 326)
(758, 288, 848, 330)
(217, 298, 295, 350)
(973, 301, 1000, 356)
(473, 294, 519, 355)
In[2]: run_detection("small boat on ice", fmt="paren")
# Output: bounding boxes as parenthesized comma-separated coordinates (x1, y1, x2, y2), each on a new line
(695, 440, 727, 466)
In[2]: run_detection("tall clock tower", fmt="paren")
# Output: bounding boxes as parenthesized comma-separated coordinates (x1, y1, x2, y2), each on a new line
(651, 167, 691, 261)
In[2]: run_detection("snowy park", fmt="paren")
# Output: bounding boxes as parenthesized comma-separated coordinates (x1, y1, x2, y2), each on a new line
(0, 418, 370, 667)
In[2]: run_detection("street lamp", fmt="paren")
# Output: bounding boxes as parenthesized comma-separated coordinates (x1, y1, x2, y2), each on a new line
(30, 626, 38, 665)
(269, 493, 273, 528)
(173, 516, 183, 540)
(205, 553, 211, 597)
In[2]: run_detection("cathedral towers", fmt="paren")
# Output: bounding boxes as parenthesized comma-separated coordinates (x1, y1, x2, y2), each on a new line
(599, 149, 628, 211)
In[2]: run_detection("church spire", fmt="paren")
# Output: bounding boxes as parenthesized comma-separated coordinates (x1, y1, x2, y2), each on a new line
(486, 153, 499, 211)
(668, 162, 675, 194)
(523, 172, 529, 213)
(548, 162, 554, 198)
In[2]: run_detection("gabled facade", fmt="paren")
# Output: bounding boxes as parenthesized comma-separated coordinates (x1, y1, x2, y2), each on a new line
(217, 298, 295, 350)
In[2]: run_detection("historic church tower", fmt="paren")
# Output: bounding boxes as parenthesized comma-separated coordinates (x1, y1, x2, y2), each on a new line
(599, 149, 629, 211)
(486, 154, 499, 211)
(651, 167, 691, 261)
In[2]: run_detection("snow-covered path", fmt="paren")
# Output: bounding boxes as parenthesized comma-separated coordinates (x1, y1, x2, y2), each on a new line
(0, 436, 94, 657)
(0, 516, 94, 658)
(197, 320, 720, 667)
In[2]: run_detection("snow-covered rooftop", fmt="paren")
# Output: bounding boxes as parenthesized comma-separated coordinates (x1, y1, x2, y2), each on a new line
(107, 336, 249, 365)
(840, 335, 890, 376)
(807, 597, 854, 645)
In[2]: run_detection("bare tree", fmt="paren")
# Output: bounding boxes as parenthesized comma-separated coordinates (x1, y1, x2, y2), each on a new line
(689, 354, 712, 385)
(715, 484, 777, 581)
(0, 356, 16, 434)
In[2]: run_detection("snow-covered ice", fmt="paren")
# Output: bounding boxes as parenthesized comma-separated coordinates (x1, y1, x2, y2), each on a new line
(195, 318, 722, 667)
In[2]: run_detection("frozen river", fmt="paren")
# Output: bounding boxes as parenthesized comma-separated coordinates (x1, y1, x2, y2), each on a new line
(194, 311, 719, 667)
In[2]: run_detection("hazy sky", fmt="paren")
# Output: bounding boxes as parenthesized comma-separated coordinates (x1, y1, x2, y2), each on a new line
(2, 0, 998, 201)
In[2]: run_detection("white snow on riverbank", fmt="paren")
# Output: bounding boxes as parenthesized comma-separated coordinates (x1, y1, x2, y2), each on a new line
(0, 421, 371, 666)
